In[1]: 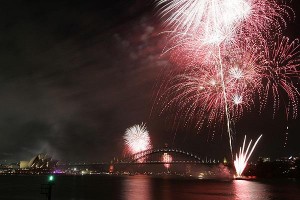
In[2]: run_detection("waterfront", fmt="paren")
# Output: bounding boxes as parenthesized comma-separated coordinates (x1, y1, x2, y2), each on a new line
(0, 175, 299, 200)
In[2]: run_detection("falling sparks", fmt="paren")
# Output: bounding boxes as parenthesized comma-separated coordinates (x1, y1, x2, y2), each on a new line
(284, 126, 289, 148)
(258, 36, 300, 118)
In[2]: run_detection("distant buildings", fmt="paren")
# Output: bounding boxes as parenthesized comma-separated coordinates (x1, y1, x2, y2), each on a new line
(20, 153, 58, 169)
(0, 153, 58, 174)
(243, 156, 300, 178)
(259, 157, 271, 163)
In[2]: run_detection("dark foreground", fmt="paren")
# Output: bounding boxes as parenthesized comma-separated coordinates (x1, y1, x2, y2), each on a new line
(0, 175, 300, 200)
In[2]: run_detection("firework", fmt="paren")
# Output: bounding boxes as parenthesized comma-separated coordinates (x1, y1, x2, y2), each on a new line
(155, 0, 291, 157)
(156, 0, 291, 47)
(257, 36, 300, 118)
(124, 123, 152, 155)
(155, 0, 293, 73)
(234, 135, 262, 177)
(162, 153, 172, 169)
(155, 0, 298, 159)
(157, 34, 300, 133)
(157, 42, 260, 129)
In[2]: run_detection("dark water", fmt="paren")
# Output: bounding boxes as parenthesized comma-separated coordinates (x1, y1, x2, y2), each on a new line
(0, 175, 300, 200)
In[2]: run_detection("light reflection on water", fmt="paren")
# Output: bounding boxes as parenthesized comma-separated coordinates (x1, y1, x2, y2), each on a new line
(122, 175, 175, 200)
(0, 175, 299, 199)
(120, 176, 300, 200)
(233, 180, 271, 200)
(122, 175, 152, 200)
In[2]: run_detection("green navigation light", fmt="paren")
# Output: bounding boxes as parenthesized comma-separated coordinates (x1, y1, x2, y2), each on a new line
(48, 175, 54, 182)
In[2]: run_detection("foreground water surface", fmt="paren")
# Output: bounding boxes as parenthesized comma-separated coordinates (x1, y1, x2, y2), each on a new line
(0, 175, 299, 200)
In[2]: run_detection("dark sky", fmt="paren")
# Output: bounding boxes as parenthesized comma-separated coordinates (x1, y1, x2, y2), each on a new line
(0, 0, 299, 163)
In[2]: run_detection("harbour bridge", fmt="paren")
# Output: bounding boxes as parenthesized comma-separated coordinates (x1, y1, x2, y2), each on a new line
(116, 148, 219, 164)
(57, 148, 227, 176)
(110, 148, 223, 174)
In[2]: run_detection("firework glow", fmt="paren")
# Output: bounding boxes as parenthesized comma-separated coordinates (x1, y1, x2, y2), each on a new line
(123, 123, 152, 156)
(162, 153, 173, 169)
(234, 135, 262, 177)
(155, 0, 300, 157)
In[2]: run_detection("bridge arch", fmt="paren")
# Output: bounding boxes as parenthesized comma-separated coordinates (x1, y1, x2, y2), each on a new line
(121, 148, 205, 164)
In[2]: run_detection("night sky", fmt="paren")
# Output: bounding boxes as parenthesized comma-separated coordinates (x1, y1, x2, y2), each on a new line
(0, 0, 299, 163)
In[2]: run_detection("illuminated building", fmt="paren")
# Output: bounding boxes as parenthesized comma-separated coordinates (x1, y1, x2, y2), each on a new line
(19, 154, 57, 169)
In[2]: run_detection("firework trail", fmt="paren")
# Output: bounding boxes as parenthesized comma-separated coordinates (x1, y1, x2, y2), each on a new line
(124, 123, 152, 156)
(234, 134, 262, 177)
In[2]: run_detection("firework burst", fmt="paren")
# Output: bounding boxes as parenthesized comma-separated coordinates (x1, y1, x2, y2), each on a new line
(154, 0, 299, 158)
(156, 0, 294, 79)
(257, 36, 300, 118)
(156, 0, 292, 47)
(156, 35, 300, 139)
(124, 123, 152, 155)
(155, 0, 292, 157)
(157, 41, 260, 129)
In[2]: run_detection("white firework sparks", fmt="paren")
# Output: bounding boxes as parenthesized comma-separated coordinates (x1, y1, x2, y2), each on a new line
(123, 123, 152, 155)
(234, 134, 262, 177)
(156, 0, 251, 45)
(156, 0, 291, 46)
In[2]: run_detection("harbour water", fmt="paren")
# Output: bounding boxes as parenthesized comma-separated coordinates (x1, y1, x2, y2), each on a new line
(0, 175, 299, 200)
